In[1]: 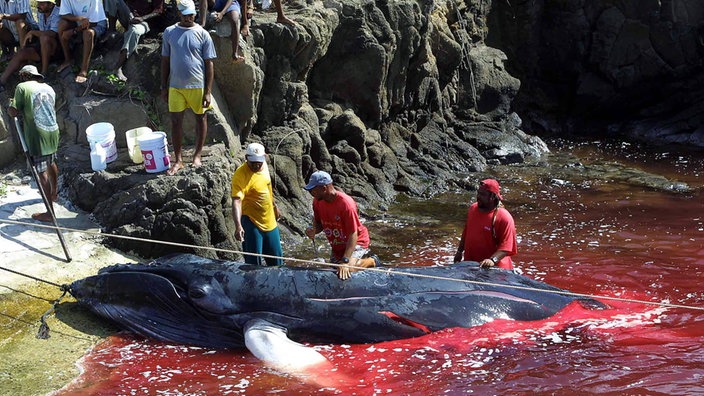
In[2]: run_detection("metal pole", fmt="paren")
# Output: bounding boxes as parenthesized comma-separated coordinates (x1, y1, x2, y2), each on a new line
(13, 117, 72, 262)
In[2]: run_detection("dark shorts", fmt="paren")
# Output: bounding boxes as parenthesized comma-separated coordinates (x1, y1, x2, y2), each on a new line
(32, 153, 56, 173)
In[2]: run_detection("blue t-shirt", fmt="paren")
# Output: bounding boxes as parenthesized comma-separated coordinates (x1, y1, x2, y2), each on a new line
(161, 23, 217, 89)
(37, 5, 61, 32)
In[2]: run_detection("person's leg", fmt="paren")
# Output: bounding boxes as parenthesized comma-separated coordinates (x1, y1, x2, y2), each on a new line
(57, 19, 76, 72)
(13, 19, 27, 48)
(193, 111, 207, 167)
(31, 156, 55, 222)
(115, 22, 147, 81)
(241, 215, 264, 265)
(38, 35, 58, 75)
(77, 28, 97, 80)
(0, 47, 38, 85)
(272, 0, 295, 26)
(104, 0, 131, 30)
(48, 160, 58, 202)
(0, 25, 17, 60)
(168, 110, 185, 175)
(224, 10, 243, 62)
(262, 226, 283, 266)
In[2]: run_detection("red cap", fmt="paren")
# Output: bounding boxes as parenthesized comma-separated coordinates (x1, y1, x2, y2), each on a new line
(479, 179, 503, 201)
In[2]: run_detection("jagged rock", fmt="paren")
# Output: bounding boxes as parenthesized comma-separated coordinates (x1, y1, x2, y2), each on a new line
(488, 0, 704, 145)
(0, 0, 550, 258)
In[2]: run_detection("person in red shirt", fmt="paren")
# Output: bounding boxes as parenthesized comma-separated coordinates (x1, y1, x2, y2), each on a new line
(304, 170, 378, 280)
(454, 178, 517, 270)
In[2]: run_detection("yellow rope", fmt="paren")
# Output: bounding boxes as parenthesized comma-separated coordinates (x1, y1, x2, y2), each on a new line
(1, 218, 702, 312)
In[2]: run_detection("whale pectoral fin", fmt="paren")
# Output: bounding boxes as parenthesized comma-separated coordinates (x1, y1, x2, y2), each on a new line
(244, 319, 329, 372)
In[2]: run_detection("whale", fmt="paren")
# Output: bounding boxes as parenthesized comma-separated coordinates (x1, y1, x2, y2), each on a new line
(68, 253, 605, 369)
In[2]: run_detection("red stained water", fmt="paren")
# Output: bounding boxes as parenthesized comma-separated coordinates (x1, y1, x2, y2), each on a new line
(56, 141, 704, 395)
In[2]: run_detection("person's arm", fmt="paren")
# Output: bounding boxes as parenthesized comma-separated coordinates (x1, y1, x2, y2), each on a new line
(61, 14, 90, 30)
(305, 219, 322, 239)
(4, 12, 27, 22)
(202, 59, 214, 108)
(232, 197, 244, 241)
(479, 250, 508, 269)
(132, 0, 164, 23)
(454, 221, 467, 263)
(215, 0, 233, 22)
(160, 55, 170, 101)
(337, 230, 359, 280)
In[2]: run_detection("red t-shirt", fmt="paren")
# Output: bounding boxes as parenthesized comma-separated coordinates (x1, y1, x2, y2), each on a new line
(313, 190, 370, 260)
(461, 202, 517, 269)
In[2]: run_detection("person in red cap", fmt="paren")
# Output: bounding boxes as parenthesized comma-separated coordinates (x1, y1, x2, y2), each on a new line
(453, 178, 517, 270)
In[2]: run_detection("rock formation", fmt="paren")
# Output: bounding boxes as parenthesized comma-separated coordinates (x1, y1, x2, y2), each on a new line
(1, 0, 550, 258)
(488, 0, 704, 146)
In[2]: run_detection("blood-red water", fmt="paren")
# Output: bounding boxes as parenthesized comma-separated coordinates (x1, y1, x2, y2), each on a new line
(57, 141, 704, 395)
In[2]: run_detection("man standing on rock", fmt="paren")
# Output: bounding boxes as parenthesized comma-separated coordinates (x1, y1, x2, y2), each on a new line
(231, 143, 283, 266)
(454, 178, 517, 270)
(161, 0, 216, 175)
(8, 65, 60, 223)
(304, 170, 378, 280)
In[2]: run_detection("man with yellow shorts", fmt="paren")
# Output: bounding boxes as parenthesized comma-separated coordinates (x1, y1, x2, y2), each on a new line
(160, 0, 216, 175)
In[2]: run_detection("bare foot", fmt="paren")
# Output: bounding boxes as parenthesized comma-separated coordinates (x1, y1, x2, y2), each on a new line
(75, 72, 88, 84)
(56, 62, 72, 74)
(115, 67, 127, 82)
(277, 15, 296, 26)
(192, 156, 202, 168)
(167, 161, 184, 175)
(232, 54, 245, 63)
(31, 212, 53, 222)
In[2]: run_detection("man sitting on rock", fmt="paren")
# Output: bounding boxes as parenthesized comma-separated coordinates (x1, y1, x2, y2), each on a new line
(56, 0, 107, 83)
(0, 0, 37, 61)
(103, 0, 165, 81)
(199, 0, 247, 62)
(0, 0, 60, 92)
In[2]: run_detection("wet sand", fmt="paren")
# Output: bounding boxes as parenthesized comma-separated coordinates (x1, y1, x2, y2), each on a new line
(0, 178, 135, 395)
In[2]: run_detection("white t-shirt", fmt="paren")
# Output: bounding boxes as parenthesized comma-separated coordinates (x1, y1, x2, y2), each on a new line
(59, 0, 106, 23)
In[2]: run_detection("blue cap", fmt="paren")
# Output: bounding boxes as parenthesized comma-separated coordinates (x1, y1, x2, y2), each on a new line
(304, 171, 333, 190)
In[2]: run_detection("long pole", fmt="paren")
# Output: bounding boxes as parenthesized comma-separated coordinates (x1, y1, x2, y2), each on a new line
(13, 117, 72, 262)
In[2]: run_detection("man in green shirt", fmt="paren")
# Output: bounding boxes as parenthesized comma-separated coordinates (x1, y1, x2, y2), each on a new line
(8, 64, 60, 222)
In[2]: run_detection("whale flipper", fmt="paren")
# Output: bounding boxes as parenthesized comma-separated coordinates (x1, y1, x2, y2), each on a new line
(244, 318, 329, 371)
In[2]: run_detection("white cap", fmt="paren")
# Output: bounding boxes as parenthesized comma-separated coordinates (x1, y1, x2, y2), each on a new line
(245, 143, 266, 162)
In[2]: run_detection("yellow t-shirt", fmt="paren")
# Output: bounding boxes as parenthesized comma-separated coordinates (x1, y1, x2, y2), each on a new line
(231, 162, 277, 232)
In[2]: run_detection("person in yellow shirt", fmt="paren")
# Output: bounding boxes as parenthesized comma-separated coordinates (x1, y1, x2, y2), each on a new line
(231, 142, 283, 266)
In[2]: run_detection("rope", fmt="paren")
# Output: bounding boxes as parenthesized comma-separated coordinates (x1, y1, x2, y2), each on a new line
(1, 218, 703, 313)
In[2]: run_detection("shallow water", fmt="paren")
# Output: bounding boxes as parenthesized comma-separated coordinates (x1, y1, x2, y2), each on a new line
(57, 139, 704, 394)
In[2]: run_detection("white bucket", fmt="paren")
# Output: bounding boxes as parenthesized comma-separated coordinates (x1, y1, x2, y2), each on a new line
(86, 122, 118, 163)
(125, 127, 152, 164)
(138, 132, 170, 173)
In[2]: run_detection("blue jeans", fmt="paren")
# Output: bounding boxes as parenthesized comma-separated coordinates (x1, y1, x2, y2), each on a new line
(241, 215, 283, 266)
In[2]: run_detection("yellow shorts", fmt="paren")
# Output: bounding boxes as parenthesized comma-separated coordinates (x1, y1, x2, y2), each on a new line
(168, 87, 213, 114)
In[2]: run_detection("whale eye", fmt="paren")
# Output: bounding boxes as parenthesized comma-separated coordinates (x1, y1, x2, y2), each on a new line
(188, 287, 207, 299)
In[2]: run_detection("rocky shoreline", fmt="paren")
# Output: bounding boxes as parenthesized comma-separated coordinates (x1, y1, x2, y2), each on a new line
(1, 0, 702, 259)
